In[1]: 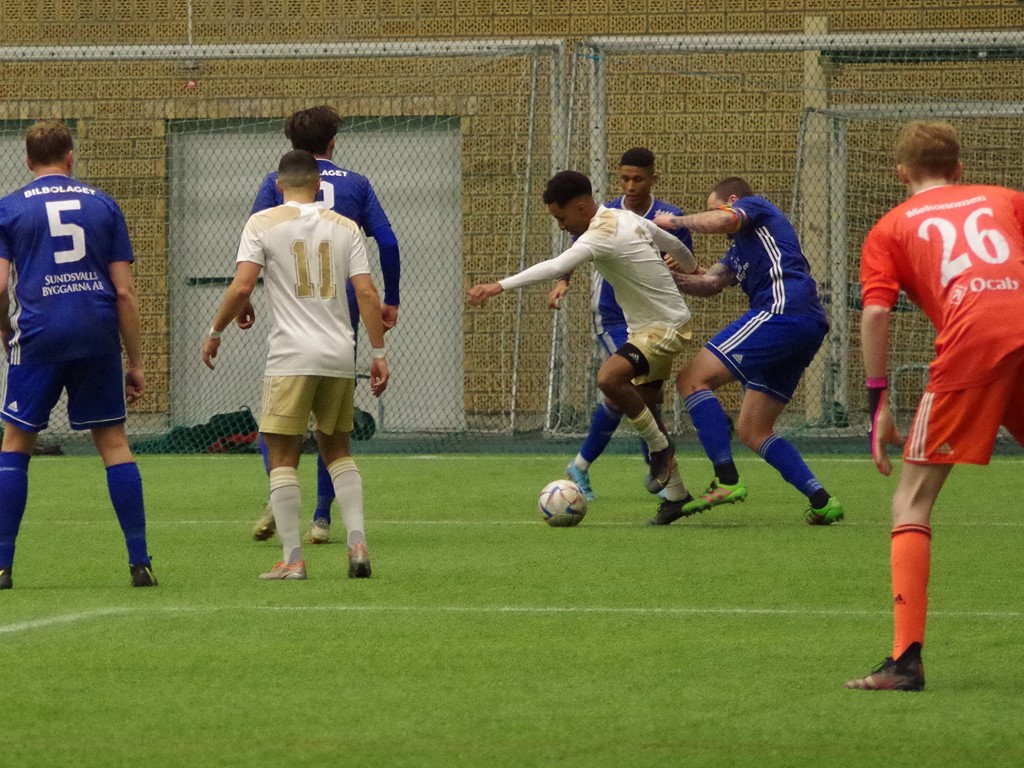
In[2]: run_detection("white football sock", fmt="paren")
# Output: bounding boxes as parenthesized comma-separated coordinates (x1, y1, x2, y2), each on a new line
(327, 457, 367, 549)
(628, 407, 668, 452)
(662, 464, 690, 502)
(269, 467, 302, 564)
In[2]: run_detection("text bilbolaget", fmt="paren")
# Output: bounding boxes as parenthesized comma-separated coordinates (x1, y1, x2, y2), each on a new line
(23, 184, 97, 198)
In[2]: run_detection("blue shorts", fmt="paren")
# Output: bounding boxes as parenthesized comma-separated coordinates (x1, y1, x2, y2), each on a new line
(707, 311, 827, 403)
(594, 318, 628, 358)
(0, 353, 127, 432)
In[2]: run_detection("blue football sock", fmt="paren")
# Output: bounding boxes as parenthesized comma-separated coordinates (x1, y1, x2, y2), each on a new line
(579, 403, 622, 464)
(314, 453, 333, 523)
(0, 451, 31, 569)
(684, 390, 734, 467)
(712, 461, 740, 486)
(106, 462, 151, 565)
(758, 434, 824, 499)
(258, 434, 270, 474)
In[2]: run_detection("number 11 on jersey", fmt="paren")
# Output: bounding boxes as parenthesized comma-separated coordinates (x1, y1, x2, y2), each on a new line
(292, 239, 337, 299)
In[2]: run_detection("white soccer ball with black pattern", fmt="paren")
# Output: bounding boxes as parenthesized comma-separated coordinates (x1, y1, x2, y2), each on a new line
(538, 479, 588, 527)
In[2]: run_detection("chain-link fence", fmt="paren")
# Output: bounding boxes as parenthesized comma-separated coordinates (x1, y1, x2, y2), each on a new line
(561, 31, 1024, 448)
(1, 28, 1022, 454)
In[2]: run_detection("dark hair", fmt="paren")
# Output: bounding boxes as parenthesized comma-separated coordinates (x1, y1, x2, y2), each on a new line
(542, 170, 592, 206)
(277, 149, 321, 187)
(711, 176, 755, 200)
(619, 147, 655, 170)
(284, 105, 341, 155)
(26, 120, 73, 166)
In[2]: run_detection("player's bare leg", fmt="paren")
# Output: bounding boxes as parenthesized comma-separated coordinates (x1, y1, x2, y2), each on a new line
(597, 353, 674, 491)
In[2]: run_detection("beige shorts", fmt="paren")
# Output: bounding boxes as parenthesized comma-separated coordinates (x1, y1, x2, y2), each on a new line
(259, 375, 355, 436)
(628, 322, 692, 385)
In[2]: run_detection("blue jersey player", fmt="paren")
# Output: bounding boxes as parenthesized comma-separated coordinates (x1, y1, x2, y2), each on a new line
(244, 105, 400, 546)
(548, 148, 692, 501)
(0, 120, 156, 589)
(650, 176, 844, 526)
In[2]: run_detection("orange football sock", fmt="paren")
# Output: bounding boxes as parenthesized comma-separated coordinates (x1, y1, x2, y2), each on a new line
(890, 523, 932, 659)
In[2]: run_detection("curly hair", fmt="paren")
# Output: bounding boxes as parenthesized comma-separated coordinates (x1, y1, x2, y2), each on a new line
(542, 170, 592, 206)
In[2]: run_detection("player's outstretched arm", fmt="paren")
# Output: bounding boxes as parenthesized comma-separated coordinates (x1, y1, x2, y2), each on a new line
(467, 282, 503, 307)
(654, 208, 739, 235)
(648, 224, 697, 274)
(671, 262, 733, 298)
(663, 255, 706, 277)
(477, 244, 590, 307)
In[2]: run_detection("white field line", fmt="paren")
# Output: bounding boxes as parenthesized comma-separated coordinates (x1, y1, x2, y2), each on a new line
(0, 607, 133, 635)
(2, 602, 1021, 637)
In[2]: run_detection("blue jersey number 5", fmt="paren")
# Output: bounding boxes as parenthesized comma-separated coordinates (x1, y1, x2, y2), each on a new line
(45, 200, 86, 264)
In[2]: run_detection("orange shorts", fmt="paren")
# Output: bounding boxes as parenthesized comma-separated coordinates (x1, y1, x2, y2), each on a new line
(904, 355, 1024, 465)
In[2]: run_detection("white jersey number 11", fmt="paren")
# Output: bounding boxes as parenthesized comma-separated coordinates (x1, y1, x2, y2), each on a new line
(292, 239, 337, 299)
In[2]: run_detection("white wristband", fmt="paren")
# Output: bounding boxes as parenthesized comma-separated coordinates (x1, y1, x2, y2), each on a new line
(208, 327, 222, 339)
(370, 347, 387, 359)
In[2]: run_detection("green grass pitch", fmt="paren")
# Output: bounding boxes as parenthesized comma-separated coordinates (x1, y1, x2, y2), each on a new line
(1, 452, 1022, 768)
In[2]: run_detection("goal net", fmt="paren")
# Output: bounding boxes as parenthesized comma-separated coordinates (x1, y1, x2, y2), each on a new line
(0, 41, 575, 455)
(562, 31, 1024, 447)
(793, 103, 1024, 437)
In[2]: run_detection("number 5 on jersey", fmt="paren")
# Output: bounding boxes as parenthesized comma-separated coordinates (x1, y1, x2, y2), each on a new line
(46, 200, 86, 263)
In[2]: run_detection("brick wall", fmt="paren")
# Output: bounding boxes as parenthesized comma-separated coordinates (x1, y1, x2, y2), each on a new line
(1, 3, 1021, 428)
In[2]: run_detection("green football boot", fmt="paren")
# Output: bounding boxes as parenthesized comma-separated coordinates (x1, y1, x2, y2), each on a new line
(805, 496, 845, 526)
(680, 478, 748, 515)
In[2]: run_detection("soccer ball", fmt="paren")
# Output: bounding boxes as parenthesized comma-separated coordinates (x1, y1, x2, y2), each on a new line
(538, 479, 588, 527)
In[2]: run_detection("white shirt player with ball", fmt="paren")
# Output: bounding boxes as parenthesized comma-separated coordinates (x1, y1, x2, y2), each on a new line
(499, 205, 694, 332)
